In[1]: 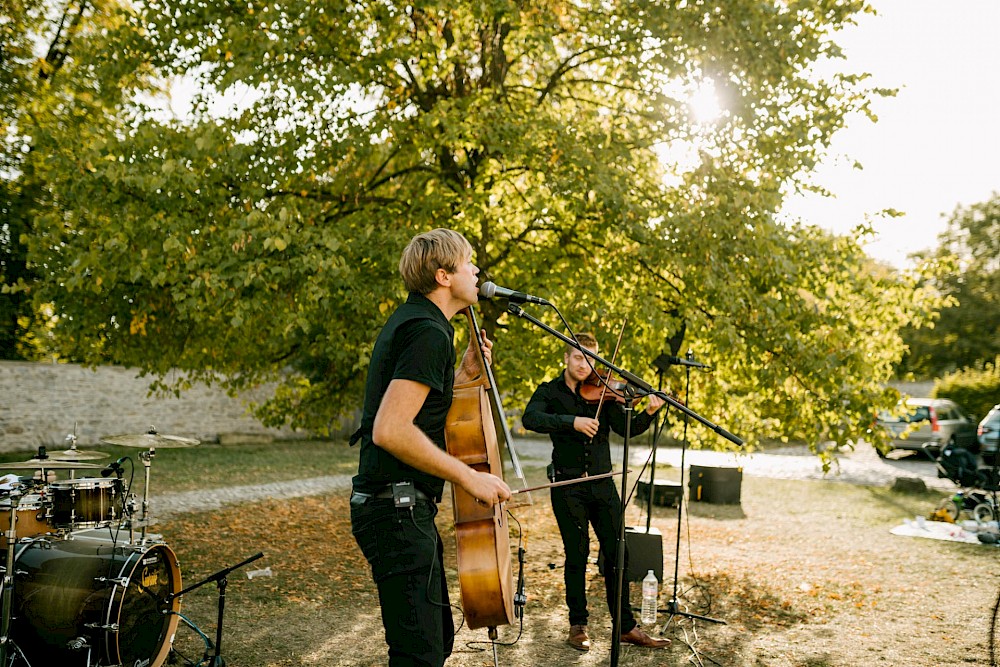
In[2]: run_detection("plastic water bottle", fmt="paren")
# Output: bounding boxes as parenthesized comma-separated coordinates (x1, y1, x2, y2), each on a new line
(246, 566, 272, 580)
(640, 570, 658, 626)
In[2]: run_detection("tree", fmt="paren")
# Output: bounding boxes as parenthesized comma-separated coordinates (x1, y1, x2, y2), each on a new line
(900, 194, 1000, 377)
(1, 0, 154, 359)
(24, 0, 944, 457)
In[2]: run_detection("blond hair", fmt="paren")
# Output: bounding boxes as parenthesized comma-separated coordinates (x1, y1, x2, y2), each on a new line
(398, 229, 473, 294)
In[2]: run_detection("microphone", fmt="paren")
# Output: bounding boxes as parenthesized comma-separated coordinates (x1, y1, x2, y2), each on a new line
(478, 281, 551, 306)
(101, 456, 129, 477)
(655, 354, 712, 369)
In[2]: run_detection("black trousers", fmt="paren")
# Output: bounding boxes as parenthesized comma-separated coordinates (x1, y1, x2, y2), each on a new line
(351, 493, 454, 667)
(550, 477, 637, 633)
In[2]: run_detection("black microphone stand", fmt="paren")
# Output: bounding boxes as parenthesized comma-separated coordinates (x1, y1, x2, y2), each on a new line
(662, 354, 726, 629)
(643, 363, 667, 533)
(165, 552, 265, 667)
(504, 304, 742, 667)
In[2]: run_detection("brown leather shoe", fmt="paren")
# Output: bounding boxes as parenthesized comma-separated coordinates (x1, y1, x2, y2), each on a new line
(620, 625, 670, 649)
(566, 624, 591, 651)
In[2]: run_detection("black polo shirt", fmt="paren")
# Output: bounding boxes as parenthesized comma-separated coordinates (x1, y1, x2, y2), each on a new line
(352, 292, 456, 500)
(522, 375, 656, 477)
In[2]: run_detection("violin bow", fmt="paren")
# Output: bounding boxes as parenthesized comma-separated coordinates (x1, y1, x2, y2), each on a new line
(593, 316, 628, 418)
(510, 469, 633, 495)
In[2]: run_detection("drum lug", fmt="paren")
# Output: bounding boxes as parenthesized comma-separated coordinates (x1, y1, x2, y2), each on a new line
(66, 636, 90, 651)
(95, 576, 130, 587)
(85, 621, 118, 633)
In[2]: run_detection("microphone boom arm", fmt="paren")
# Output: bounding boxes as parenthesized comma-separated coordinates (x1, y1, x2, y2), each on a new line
(505, 303, 743, 447)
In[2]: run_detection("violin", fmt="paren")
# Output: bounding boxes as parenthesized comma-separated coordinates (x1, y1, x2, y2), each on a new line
(580, 370, 681, 407)
(579, 369, 630, 405)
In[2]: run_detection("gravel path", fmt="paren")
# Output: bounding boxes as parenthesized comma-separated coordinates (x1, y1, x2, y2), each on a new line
(154, 474, 353, 520)
(153, 439, 954, 519)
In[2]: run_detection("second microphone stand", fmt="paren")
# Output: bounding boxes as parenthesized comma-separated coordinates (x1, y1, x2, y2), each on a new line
(165, 551, 265, 667)
(662, 355, 725, 629)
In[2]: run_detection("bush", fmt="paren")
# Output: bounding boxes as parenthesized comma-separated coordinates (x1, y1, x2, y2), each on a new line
(933, 355, 1000, 420)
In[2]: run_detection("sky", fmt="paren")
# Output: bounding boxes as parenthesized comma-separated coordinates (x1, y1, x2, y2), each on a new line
(781, 0, 1000, 269)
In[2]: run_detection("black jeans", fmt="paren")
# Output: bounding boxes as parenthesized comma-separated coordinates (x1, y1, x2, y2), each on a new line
(350, 492, 454, 667)
(550, 477, 637, 633)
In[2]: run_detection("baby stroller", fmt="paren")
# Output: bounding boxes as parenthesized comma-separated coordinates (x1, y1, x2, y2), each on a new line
(934, 441, 1000, 523)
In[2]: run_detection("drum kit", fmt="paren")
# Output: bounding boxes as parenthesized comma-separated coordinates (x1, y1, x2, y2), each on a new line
(0, 427, 198, 667)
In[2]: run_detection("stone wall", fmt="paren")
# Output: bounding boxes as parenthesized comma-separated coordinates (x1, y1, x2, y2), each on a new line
(0, 360, 303, 453)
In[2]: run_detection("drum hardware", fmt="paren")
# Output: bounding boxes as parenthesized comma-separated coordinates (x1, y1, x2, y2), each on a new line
(164, 551, 264, 667)
(139, 447, 154, 543)
(67, 634, 93, 665)
(84, 622, 119, 632)
(120, 491, 139, 544)
(0, 489, 30, 667)
(95, 576, 131, 587)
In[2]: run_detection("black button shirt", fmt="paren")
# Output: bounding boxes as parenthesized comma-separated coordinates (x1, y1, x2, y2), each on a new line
(522, 375, 656, 477)
(352, 292, 456, 499)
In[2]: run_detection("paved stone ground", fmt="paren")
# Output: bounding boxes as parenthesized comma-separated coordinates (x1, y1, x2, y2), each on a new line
(154, 438, 954, 519)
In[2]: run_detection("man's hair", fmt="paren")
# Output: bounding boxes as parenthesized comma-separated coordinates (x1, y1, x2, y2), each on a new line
(567, 332, 599, 353)
(399, 228, 473, 295)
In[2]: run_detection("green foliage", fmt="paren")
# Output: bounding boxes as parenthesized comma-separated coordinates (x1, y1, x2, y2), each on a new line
(19, 0, 946, 455)
(1, 0, 155, 359)
(932, 356, 1000, 422)
(900, 193, 1000, 378)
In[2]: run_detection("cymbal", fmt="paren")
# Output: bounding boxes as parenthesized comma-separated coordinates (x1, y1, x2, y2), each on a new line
(47, 448, 110, 461)
(100, 432, 200, 448)
(1, 458, 102, 470)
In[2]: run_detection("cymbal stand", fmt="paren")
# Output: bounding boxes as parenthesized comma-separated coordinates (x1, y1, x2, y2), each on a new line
(0, 488, 32, 667)
(65, 432, 78, 480)
(165, 552, 264, 667)
(138, 447, 155, 544)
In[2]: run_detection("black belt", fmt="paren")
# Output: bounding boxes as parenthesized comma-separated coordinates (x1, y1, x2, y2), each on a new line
(350, 484, 433, 504)
(372, 486, 431, 501)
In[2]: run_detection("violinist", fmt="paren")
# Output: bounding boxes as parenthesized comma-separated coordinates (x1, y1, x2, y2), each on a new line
(350, 228, 511, 667)
(521, 333, 669, 651)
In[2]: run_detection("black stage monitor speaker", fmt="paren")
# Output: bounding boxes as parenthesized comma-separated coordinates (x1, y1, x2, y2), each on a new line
(688, 465, 742, 504)
(635, 479, 683, 507)
(597, 526, 663, 583)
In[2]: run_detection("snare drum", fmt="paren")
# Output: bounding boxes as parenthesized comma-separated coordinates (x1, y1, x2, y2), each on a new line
(50, 477, 119, 529)
(12, 536, 182, 667)
(0, 493, 50, 548)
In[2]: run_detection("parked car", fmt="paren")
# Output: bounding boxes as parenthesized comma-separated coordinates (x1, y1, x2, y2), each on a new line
(875, 397, 978, 457)
(979, 404, 1000, 466)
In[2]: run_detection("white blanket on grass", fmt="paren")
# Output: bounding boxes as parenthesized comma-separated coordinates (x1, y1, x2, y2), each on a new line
(890, 519, 983, 544)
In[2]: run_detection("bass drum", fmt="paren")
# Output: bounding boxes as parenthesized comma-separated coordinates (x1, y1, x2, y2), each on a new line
(12, 536, 182, 667)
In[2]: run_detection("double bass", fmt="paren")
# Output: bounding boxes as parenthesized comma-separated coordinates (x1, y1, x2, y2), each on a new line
(444, 306, 525, 634)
